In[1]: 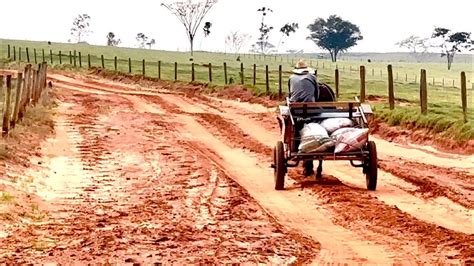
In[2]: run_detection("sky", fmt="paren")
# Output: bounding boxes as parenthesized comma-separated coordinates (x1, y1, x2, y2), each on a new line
(1, 0, 473, 53)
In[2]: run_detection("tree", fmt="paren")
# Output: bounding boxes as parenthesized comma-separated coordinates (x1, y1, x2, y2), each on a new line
(106, 32, 121, 46)
(203, 22, 212, 37)
(277, 22, 299, 51)
(161, 0, 218, 57)
(146, 39, 156, 49)
(431, 27, 473, 70)
(70, 14, 91, 43)
(250, 41, 275, 54)
(307, 15, 363, 62)
(225, 31, 251, 53)
(396, 35, 428, 53)
(256, 6, 273, 54)
(136, 33, 148, 48)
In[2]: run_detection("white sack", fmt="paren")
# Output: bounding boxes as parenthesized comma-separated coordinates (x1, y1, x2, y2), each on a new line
(320, 118, 354, 134)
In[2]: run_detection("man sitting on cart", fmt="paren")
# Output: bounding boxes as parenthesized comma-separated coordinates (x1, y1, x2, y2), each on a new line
(288, 59, 336, 177)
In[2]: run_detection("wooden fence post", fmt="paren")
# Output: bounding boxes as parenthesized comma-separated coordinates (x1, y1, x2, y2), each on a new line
(420, 69, 428, 114)
(240, 63, 244, 84)
(191, 63, 195, 81)
(114, 56, 118, 71)
(78, 52, 82, 67)
(30, 69, 37, 104)
(26, 48, 30, 63)
(34, 49, 37, 64)
(20, 65, 32, 119)
(59, 51, 62, 64)
(461, 72, 467, 123)
(253, 64, 256, 86)
(7, 45, 10, 58)
(174, 62, 178, 81)
(19, 47, 22, 61)
(50, 50, 53, 64)
(73, 50, 77, 67)
(208, 63, 212, 82)
(158, 61, 161, 79)
(360, 65, 366, 102)
(42, 49, 45, 63)
(101, 55, 105, 68)
(387, 64, 395, 110)
(372, 68, 374, 76)
(142, 59, 146, 76)
(11, 73, 23, 128)
(2, 75, 12, 136)
(223, 62, 228, 84)
(278, 65, 282, 99)
(128, 58, 132, 73)
(405, 73, 408, 82)
(335, 68, 340, 99)
(452, 79, 455, 88)
(13, 46, 16, 61)
(265, 65, 269, 94)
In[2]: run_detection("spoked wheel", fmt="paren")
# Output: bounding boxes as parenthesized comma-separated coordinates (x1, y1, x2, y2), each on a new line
(274, 141, 286, 190)
(364, 141, 378, 191)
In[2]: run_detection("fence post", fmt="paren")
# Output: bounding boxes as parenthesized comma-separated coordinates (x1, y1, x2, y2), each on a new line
(208, 63, 212, 82)
(73, 50, 77, 67)
(223, 62, 228, 84)
(13, 46, 16, 61)
(278, 65, 282, 99)
(158, 61, 161, 79)
(253, 64, 256, 86)
(7, 45, 10, 58)
(2, 75, 12, 136)
(11, 73, 23, 128)
(26, 48, 30, 63)
(405, 73, 408, 82)
(442, 78, 445, 87)
(59, 51, 62, 64)
(174, 62, 178, 81)
(19, 47, 22, 61)
(461, 72, 467, 123)
(265, 65, 269, 94)
(432, 77, 435, 86)
(420, 69, 428, 115)
(42, 49, 45, 63)
(142, 59, 146, 76)
(69, 51, 72, 64)
(191, 63, 195, 81)
(452, 79, 455, 88)
(128, 58, 132, 73)
(360, 65, 366, 102)
(34, 49, 37, 64)
(21, 65, 32, 118)
(78, 52, 82, 67)
(387, 64, 395, 110)
(240, 63, 244, 84)
(114, 56, 117, 71)
(372, 68, 374, 76)
(101, 55, 105, 68)
(88, 54, 91, 68)
(335, 68, 340, 99)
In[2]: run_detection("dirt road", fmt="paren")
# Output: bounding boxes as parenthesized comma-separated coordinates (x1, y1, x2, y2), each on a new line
(1, 72, 472, 264)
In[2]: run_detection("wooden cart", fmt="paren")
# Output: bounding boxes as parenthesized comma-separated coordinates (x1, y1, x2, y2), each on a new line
(273, 99, 378, 191)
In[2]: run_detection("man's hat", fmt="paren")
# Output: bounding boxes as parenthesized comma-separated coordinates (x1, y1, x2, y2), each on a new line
(292, 59, 314, 74)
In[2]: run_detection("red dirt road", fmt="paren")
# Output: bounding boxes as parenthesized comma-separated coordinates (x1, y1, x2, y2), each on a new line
(1, 72, 473, 264)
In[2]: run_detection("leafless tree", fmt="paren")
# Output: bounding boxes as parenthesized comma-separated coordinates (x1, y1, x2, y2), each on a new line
(161, 0, 218, 56)
(225, 31, 251, 53)
(70, 14, 91, 43)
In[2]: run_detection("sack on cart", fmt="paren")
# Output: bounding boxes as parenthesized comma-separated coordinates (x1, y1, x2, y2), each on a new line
(298, 123, 334, 153)
(332, 128, 369, 153)
(320, 118, 354, 134)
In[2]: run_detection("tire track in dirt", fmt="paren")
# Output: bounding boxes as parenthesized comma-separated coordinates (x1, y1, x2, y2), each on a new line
(45, 72, 472, 261)
(1, 83, 318, 264)
(151, 89, 473, 263)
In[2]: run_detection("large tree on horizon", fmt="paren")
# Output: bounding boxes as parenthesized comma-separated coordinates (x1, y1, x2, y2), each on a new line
(161, 0, 217, 57)
(70, 14, 91, 43)
(307, 15, 363, 62)
(431, 27, 473, 70)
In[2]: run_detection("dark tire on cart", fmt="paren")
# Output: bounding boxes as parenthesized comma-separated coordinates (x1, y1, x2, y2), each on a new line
(274, 141, 286, 190)
(365, 140, 378, 191)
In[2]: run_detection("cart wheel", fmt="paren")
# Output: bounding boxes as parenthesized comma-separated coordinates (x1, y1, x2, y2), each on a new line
(274, 141, 286, 190)
(365, 141, 378, 191)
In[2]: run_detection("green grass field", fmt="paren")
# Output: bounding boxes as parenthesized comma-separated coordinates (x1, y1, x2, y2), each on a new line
(0, 38, 472, 140)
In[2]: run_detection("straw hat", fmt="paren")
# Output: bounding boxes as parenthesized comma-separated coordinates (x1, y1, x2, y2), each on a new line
(292, 59, 313, 74)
